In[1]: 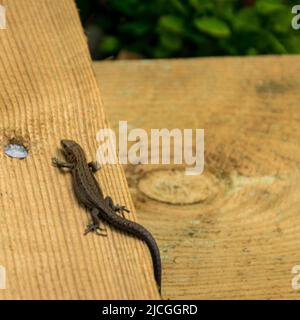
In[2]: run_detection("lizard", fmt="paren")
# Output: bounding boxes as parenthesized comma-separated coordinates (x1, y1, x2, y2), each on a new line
(52, 139, 161, 293)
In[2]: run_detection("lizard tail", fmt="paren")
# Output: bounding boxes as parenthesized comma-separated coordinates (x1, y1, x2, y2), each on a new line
(103, 212, 162, 293)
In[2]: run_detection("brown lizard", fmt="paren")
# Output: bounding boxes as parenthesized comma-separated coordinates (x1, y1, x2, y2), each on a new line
(52, 139, 161, 293)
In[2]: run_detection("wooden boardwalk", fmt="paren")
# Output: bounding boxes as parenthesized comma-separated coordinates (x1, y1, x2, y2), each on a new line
(0, 0, 159, 299)
(1, 0, 300, 300)
(94, 56, 300, 299)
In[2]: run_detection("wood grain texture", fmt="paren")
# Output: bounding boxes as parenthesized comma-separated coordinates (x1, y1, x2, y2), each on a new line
(94, 56, 300, 299)
(0, 0, 159, 299)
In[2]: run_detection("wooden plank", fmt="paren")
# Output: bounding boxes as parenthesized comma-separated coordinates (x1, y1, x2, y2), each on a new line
(0, 0, 159, 299)
(94, 56, 300, 299)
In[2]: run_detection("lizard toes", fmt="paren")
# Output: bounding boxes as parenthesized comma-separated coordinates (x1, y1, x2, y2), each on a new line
(95, 229, 108, 237)
(51, 157, 58, 166)
(123, 206, 130, 213)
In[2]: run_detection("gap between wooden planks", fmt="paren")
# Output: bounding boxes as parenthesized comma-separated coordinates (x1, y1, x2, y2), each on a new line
(0, 0, 160, 299)
(94, 56, 300, 299)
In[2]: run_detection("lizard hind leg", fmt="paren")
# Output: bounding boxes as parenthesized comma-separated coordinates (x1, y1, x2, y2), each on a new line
(84, 208, 107, 236)
(104, 196, 130, 218)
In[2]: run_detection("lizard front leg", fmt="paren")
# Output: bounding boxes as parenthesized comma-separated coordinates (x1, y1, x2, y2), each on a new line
(52, 157, 74, 169)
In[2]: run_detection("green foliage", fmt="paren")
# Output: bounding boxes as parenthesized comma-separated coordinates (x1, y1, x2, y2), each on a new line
(158, 15, 185, 34)
(101, 36, 120, 53)
(76, 0, 300, 59)
(194, 17, 231, 38)
(255, 0, 286, 15)
(233, 8, 261, 32)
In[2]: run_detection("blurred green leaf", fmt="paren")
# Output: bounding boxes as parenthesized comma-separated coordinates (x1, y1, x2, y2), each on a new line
(194, 17, 231, 38)
(160, 33, 183, 51)
(153, 45, 173, 58)
(281, 35, 300, 53)
(100, 36, 120, 53)
(188, 0, 214, 13)
(261, 31, 287, 53)
(233, 8, 260, 32)
(255, 0, 286, 15)
(268, 9, 293, 34)
(246, 48, 258, 55)
(158, 15, 185, 34)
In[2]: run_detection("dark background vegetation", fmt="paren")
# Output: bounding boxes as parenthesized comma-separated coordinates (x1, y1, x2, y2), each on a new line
(75, 0, 300, 60)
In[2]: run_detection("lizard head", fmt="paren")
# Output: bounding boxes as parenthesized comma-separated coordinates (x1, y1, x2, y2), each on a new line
(61, 139, 85, 163)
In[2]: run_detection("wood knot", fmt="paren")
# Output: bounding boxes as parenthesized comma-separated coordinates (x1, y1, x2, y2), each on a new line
(137, 169, 220, 205)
